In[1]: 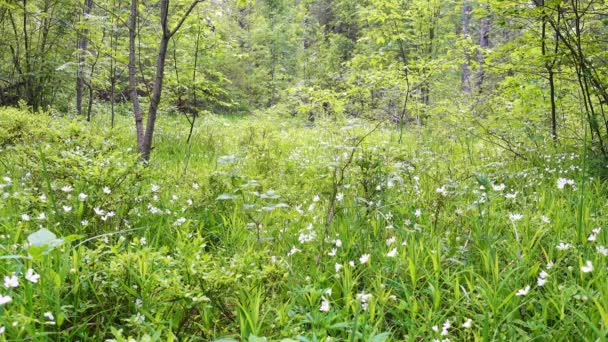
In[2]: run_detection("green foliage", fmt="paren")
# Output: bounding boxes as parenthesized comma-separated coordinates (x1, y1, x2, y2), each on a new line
(1, 108, 608, 339)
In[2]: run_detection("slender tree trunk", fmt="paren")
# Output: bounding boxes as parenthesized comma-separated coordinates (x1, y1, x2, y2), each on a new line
(140, 0, 202, 161)
(476, 8, 490, 92)
(129, 0, 144, 151)
(462, 0, 471, 94)
(76, 0, 92, 116)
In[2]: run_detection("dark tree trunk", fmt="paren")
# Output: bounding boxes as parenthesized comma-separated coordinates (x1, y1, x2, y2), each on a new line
(134, 0, 203, 162)
(476, 8, 490, 92)
(129, 0, 144, 151)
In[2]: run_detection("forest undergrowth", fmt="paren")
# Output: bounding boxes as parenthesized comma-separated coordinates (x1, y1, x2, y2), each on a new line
(1, 107, 607, 341)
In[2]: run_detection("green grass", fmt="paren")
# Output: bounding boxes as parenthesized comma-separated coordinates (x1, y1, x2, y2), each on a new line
(0, 107, 607, 341)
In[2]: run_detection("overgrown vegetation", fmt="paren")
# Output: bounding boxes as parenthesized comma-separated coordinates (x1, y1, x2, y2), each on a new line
(1, 108, 608, 340)
(1, 0, 608, 340)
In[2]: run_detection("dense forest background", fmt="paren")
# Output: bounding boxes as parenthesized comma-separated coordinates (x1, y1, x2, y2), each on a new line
(1, 0, 607, 156)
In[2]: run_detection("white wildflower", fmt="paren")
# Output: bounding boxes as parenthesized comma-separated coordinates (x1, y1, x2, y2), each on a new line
(509, 213, 523, 222)
(320, 296, 330, 312)
(516, 285, 530, 296)
(581, 260, 593, 273)
(25, 269, 40, 283)
(0, 295, 12, 305)
(4, 275, 18, 288)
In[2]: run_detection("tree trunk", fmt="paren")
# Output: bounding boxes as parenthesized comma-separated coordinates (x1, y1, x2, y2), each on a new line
(462, 0, 471, 94)
(76, 0, 92, 116)
(141, 35, 170, 160)
(129, 0, 144, 151)
(139, 0, 202, 161)
(476, 8, 490, 92)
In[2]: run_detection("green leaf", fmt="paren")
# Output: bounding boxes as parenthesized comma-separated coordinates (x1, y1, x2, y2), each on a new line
(369, 332, 391, 342)
(248, 336, 268, 342)
(27, 228, 63, 248)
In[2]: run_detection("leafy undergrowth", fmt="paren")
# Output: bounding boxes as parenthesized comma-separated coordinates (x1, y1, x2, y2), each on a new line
(1, 108, 607, 341)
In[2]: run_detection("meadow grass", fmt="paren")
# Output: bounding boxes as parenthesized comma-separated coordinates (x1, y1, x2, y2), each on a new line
(0, 107, 606, 341)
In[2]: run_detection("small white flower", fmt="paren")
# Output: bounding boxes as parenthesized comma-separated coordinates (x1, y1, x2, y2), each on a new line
(349, 260, 355, 267)
(136, 299, 143, 307)
(581, 260, 593, 273)
(334, 239, 342, 247)
(313, 195, 320, 202)
(386, 236, 396, 246)
(94, 207, 105, 216)
(192, 182, 200, 189)
(140, 237, 147, 246)
(334, 263, 342, 272)
(0, 326, 4, 334)
(537, 270, 548, 286)
(151, 184, 160, 192)
(288, 247, 301, 256)
(37, 212, 46, 220)
(25, 269, 40, 283)
(78, 193, 88, 201)
(319, 296, 330, 312)
(441, 319, 450, 336)
(509, 213, 523, 222)
(102, 187, 111, 194)
(462, 318, 473, 329)
(387, 248, 397, 258)
(174, 217, 187, 226)
(492, 183, 506, 191)
(436, 186, 447, 197)
(597, 246, 608, 256)
(556, 242, 572, 251)
(61, 185, 73, 193)
(356, 292, 372, 309)
(516, 285, 530, 296)
(62, 206, 72, 212)
(21, 213, 31, 221)
(81, 219, 89, 226)
(4, 275, 18, 288)
(541, 216, 550, 224)
(328, 248, 337, 256)
(336, 192, 344, 201)
(359, 254, 370, 264)
(43, 312, 54, 321)
(547, 261, 554, 269)
(415, 209, 422, 217)
(557, 178, 575, 190)
(0, 295, 12, 305)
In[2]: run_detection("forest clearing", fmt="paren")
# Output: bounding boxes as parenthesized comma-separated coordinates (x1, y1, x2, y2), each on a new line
(1, 0, 608, 340)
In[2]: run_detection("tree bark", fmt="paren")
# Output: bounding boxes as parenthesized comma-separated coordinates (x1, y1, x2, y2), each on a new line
(129, 0, 144, 151)
(139, 0, 203, 161)
(76, 0, 93, 116)
(462, 0, 471, 94)
(476, 7, 490, 92)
